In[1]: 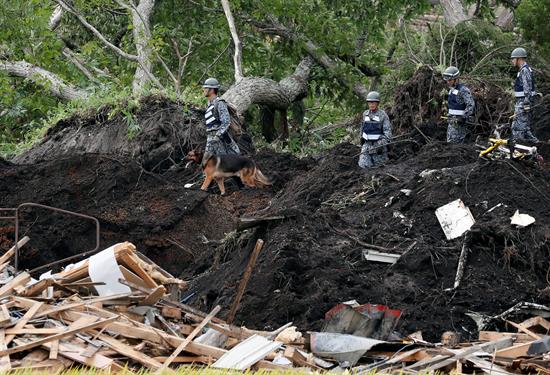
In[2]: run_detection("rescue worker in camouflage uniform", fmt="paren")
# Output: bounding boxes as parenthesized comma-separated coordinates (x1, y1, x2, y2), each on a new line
(442, 66, 475, 144)
(202, 78, 240, 155)
(510, 47, 538, 143)
(358, 91, 392, 169)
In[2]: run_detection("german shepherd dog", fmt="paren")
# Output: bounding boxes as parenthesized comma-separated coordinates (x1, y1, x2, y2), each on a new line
(186, 150, 271, 195)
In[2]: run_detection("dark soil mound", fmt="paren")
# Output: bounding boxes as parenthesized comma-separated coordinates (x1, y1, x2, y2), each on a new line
(184, 141, 550, 341)
(14, 95, 253, 170)
(3, 75, 550, 343)
(389, 66, 513, 140)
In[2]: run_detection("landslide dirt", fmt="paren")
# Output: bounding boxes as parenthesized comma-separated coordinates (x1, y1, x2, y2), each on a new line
(2, 69, 550, 341)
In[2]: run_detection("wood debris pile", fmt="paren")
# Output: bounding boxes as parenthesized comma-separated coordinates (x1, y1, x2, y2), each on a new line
(1, 237, 550, 373)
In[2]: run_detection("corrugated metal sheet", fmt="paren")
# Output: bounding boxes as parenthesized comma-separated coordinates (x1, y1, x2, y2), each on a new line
(212, 334, 282, 370)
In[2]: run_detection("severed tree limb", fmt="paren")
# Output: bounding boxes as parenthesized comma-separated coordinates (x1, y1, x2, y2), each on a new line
(221, 0, 244, 82)
(49, 5, 64, 30)
(56, 0, 138, 62)
(62, 48, 99, 83)
(0, 60, 88, 100)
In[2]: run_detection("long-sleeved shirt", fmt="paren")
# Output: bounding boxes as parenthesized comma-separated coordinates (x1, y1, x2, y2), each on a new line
(518, 63, 536, 103)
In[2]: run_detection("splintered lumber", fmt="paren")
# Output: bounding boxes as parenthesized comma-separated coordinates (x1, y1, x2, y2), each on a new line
(5, 301, 43, 344)
(18, 278, 54, 297)
(519, 316, 550, 332)
(139, 285, 165, 306)
(16, 339, 115, 371)
(467, 356, 514, 375)
(506, 319, 541, 340)
(118, 278, 224, 324)
(227, 239, 264, 324)
(406, 337, 514, 371)
(0, 304, 11, 326)
(0, 315, 118, 356)
(95, 333, 163, 370)
(0, 272, 30, 297)
(157, 305, 221, 372)
(0, 330, 11, 371)
(479, 331, 533, 344)
(0, 236, 30, 265)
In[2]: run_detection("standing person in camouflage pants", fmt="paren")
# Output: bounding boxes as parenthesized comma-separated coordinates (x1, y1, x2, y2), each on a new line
(510, 48, 538, 143)
(202, 78, 240, 155)
(442, 66, 475, 144)
(358, 91, 392, 169)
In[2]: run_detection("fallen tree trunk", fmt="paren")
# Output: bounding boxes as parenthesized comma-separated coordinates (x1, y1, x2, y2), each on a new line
(222, 56, 313, 115)
(0, 60, 88, 101)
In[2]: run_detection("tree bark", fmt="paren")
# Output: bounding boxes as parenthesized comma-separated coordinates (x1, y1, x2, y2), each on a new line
(438, 0, 471, 26)
(222, 56, 313, 115)
(49, 5, 63, 30)
(130, 0, 155, 94)
(0, 60, 88, 100)
(221, 0, 244, 82)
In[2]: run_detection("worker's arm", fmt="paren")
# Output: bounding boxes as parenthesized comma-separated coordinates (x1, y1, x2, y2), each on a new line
(460, 86, 475, 118)
(521, 68, 535, 104)
(381, 111, 393, 143)
(215, 100, 231, 137)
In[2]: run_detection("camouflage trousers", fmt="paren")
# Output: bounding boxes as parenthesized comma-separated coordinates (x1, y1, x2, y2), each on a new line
(205, 133, 240, 155)
(447, 117, 466, 144)
(358, 142, 388, 169)
(511, 101, 538, 143)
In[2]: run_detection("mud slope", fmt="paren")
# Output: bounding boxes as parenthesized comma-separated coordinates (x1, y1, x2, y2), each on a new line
(186, 142, 550, 341)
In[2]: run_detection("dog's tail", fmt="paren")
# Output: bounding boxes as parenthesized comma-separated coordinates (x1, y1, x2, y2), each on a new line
(252, 167, 272, 188)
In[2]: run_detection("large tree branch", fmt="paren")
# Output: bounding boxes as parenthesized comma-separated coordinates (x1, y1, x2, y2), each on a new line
(49, 5, 64, 30)
(0, 60, 88, 100)
(55, 0, 138, 62)
(222, 56, 313, 115)
(221, 0, 244, 82)
(249, 15, 370, 101)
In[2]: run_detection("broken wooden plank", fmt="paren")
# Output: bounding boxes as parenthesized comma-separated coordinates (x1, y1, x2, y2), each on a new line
(161, 306, 182, 320)
(0, 330, 11, 371)
(139, 286, 165, 306)
(0, 304, 11, 327)
(5, 301, 43, 344)
(495, 342, 532, 359)
(0, 272, 30, 298)
(0, 236, 30, 265)
(467, 356, 515, 375)
(227, 239, 264, 324)
(237, 216, 286, 231)
(157, 305, 221, 372)
(519, 316, 550, 331)
(479, 331, 533, 344)
(0, 316, 118, 356)
(422, 338, 514, 371)
(49, 340, 59, 360)
(18, 278, 54, 297)
(119, 253, 159, 289)
(96, 333, 162, 370)
(506, 319, 541, 340)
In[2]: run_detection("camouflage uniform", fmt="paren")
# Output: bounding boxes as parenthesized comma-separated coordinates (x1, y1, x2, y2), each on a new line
(512, 63, 538, 142)
(447, 83, 475, 144)
(205, 97, 240, 155)
(358, 109, 392, 169)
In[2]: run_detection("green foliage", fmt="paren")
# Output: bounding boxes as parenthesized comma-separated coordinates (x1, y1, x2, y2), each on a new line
(516, 0, 550, 60)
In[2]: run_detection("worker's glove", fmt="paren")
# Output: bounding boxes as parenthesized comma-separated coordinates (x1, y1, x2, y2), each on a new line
(523, 103, 531, 112)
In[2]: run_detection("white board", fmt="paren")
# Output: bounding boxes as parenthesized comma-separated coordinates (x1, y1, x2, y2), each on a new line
(435, 199, 475, 240)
